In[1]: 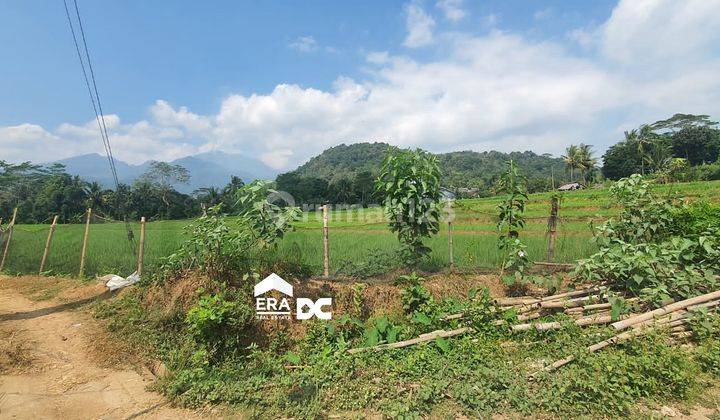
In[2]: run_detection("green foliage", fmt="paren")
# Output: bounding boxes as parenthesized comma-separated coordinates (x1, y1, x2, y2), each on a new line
(594, 174, 679, 246)
(576, 174, 720, 305)
(496, 161, 531, 285)
(235, 180, 301, 248)
(163, 205, 255, 279)
(286, 142, 569, 197)
(185, 287, 255, 347)
(376, 147, 442, 261)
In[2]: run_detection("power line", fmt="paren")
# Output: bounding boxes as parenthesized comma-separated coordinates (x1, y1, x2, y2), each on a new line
(62, 0, 136, 254)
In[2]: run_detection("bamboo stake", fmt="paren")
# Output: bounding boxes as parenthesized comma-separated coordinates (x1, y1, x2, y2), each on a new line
(78, 208, 92, 278)
(547, 196, 558, 262)
(348, 327, 472, 354)
(448, 218, 455, 270)
(39, 215, 59, 274)
(0, 207, 18, 272)
(322, 204, 330, 278)
(611, 290, 720, 331)
(513, 313, 629, 332)
(137, 216, 146, 276)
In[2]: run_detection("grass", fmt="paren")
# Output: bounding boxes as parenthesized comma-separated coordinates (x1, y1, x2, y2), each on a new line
(2, 179, 719, 278)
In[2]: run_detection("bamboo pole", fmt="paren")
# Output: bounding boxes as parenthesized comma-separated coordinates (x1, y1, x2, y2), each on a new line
(137, 216, 146, 276)
(348, 327, 472, 354)
(547, 196, 558, 262)
(611, 290, 720, 331)
(448, 218, 455, 270)
(78, 208, 92, 278)
(0, 207, 18, 272)
(322, 204, 330, 278)
(39, 215, 59, 274)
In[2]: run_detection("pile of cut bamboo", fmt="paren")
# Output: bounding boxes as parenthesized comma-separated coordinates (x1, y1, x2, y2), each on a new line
(347, 286, 719, 368)
(530, 289, 720, 376)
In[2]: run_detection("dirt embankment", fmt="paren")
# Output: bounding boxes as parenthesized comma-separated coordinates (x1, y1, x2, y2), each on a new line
(0, 276, 204, 419)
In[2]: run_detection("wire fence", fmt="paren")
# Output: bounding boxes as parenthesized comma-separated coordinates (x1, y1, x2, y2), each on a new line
(0, 201, 600, 279)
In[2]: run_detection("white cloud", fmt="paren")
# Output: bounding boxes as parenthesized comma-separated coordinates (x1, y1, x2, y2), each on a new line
(600, 0, 720, 66)
(436, 0, 466, 22)
(289, 35, 318, 52)
(2, 0, 719, 172)
(403, 2, 435, 48)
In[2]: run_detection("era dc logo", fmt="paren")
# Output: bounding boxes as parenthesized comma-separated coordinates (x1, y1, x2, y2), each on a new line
(254, 273, 332, 320)
(296, 298, 332, 320)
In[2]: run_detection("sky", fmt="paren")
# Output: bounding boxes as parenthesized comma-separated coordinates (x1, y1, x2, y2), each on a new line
(1, 0, 719, 170)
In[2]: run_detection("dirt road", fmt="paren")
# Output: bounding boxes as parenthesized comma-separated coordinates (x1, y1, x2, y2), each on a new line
(0, 276, 203, 419)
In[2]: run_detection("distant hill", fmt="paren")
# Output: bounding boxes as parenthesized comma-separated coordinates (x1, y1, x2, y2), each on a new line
(289, 142, 569, 190)
(52, 151, 277, 193)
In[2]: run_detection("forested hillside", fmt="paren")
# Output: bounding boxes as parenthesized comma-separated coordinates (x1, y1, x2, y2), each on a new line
(280, 142, 569, 203)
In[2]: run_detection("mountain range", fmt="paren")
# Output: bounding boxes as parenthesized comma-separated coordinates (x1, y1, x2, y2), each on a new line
(52, 151, 277, 193)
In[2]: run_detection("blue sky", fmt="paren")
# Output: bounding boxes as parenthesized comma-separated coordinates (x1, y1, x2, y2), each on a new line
(1, 0, 719, 169)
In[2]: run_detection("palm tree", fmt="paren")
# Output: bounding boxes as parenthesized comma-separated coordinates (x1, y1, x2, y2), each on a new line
(196, 187, 221, 207)
(577, 143, 598, 184)
(83, 181, 104, 210)
(562, 145, 582, 182)
(625, 125, 655, 175)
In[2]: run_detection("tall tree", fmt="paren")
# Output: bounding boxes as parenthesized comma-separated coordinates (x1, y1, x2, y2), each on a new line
(577, 143, 598, 184)
(137, 161, 190, 218)
(562, 145, 581, 182)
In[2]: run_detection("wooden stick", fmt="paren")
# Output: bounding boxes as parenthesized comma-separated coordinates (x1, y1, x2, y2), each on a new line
(547, 196, 558, 262)
(322, 204, 329, 278)
(539, 285, 605, 302)
(39, 215, 59, 274)
(78, 208, 92, 278)
(348, 327, 472, 354)
(137, 216, 146, 276)
(0, 207, 18, 272)
(611, 290, 720, 331)
(448, 218, 455, 270)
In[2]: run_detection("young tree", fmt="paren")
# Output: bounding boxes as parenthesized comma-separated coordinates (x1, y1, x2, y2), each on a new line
(375, 147, 441, 262)
(496, 160, 530, 284)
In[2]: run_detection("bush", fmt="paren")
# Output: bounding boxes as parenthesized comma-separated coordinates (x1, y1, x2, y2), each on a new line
(185, 287, 255, 347)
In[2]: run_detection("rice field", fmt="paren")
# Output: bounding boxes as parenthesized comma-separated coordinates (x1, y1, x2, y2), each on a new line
(2, 180, 719, 278)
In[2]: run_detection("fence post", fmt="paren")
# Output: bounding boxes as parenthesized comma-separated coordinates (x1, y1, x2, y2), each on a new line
(137, 216, 146, 276)
(323, 204, 330, 278)
(448, 218, 455, 270)
(39, 215, 59, 274)
(547, 196, 559, 262)
(0, 207, 18, 272)
(78, 208, 92, 278)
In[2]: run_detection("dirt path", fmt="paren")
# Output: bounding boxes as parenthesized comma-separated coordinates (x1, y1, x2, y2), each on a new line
(0, 276, 206, 419)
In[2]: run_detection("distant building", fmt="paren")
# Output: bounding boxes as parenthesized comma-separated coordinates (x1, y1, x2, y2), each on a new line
(440, 187, 456, 200)
(558, 182, 583, 191)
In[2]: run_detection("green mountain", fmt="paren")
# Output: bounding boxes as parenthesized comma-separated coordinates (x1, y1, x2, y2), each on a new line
(287, 142, 569, 191)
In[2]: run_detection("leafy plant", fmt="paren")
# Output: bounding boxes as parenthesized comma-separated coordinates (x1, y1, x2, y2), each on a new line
(185, 287, 254, 347)
(496, 160, 530, 285)
(235, 180, 301, 248)
(375, 147, 442, 263)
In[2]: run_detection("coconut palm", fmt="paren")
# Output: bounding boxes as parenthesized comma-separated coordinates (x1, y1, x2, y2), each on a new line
(83, 181, 104, 210)
(577, 143, 598, 184)
(561, 144, 582, 182)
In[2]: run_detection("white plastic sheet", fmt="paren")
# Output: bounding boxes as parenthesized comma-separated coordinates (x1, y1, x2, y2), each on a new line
(103, 271, 141, 291)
